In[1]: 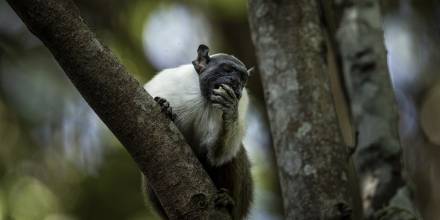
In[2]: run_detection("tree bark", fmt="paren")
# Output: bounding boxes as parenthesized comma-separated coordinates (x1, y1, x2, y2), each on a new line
(6, 0, 230, 219)
(248, 0, 356, 219)
(320, 0, 417, 219)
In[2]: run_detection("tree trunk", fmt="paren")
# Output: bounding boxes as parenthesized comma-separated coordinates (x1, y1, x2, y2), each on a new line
(248, 0, 356, 219)
(320, 0, 417, 219)
(6, 0, 230, 219)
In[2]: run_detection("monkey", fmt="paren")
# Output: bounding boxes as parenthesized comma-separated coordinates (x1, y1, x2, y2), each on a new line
(141, 44, 253, 220)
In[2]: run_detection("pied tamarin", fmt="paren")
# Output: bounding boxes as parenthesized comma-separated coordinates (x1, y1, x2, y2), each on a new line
(141, 45, 253, 219)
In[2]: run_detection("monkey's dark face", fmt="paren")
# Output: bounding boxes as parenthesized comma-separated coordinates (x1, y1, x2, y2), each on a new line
(198, 55, 248, 99)
(192, 45, 249, 100)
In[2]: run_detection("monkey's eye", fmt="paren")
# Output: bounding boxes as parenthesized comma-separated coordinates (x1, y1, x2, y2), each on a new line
(222, 64, 233, 73)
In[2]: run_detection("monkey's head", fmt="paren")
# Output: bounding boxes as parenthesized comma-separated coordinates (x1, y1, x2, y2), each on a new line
(192, 44, 251, 100)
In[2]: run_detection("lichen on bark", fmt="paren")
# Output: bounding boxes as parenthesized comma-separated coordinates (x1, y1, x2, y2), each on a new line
(248, 0, 357, 219)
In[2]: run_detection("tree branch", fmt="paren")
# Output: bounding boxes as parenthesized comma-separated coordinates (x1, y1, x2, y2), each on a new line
(6, 0, 230, 219)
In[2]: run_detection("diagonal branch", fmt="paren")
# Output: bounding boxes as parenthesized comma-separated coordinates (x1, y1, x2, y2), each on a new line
(6, 0, 230, 219)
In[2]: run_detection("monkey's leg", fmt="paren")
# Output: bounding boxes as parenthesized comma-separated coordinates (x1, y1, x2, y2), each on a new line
(205, 148, 253, 220)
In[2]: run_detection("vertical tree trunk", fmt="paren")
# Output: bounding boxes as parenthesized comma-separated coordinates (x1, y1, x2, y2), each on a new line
(6, 0, 231, 219)
(321, 0, 417, 219)
(248, 1, 356, 219)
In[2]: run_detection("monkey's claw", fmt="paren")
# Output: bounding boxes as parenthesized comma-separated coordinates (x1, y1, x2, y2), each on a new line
(154, 97, 177, 121)
(213, 188, 235, 212)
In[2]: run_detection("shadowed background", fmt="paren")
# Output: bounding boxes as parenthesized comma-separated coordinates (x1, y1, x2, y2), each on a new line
(0, 0, 282, 219)
(1, 0, 440, 219)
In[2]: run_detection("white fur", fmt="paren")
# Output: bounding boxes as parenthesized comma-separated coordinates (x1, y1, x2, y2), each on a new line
(144, 64, 248, 166)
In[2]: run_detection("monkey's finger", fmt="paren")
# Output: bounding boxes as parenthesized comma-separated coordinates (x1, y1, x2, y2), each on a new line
(214, 87, 236, 105)
(212, 103, 224, 109)
(220, 84, 237, 100)
(211, 92, 234, 106)
(154, 96, 167, 106)
(212, 89, 234, 105)
(212, 102, 236, 116)
(210, 94, 227, 102)
(168, 111, 177, 121)
(210, 94, 232, 106)
(212, 103, 228, 112)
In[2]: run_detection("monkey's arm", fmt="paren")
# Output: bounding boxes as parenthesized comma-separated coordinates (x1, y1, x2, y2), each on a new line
(209, 85, 248, 166)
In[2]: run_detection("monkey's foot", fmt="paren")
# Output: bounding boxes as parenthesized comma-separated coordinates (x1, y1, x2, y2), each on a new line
(213, 188, 235, 212)
(154, 97, 177, 121)
(336, 202, 352, 220)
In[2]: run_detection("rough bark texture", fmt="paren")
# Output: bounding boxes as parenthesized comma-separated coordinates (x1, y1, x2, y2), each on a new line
(6, 0, 230, 219)
(321, 0, 417, 219)
(248, 1, 355, 219)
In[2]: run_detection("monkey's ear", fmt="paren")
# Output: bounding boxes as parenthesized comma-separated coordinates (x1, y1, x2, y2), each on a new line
(247, 67, 255, 75)
(192, 44, 210, 74)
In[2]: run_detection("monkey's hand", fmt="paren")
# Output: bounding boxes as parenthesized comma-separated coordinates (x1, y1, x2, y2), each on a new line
(210, 84, 238, 123)
(154, 97, 177, 121)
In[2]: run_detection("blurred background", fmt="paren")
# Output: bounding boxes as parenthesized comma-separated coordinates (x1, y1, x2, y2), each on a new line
(383, 0, 440, 219)
(0, 0, 283, 219)
(1, 0, 440, 219)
